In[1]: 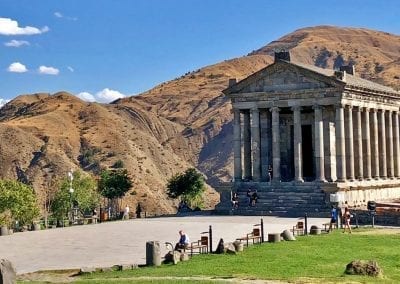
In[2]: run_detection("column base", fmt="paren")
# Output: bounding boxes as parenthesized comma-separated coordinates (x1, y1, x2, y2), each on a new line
(294, 178, 304, 183)
(314, 179, 327, 183)
(336, 178, 346, 182)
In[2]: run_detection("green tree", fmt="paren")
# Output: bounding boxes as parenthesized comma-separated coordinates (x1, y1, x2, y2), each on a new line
(98, 169, 132, 218)
(0, 180, 40, 227)
(166, 168, 205, 208)
(51, 171, 100, 220)
(98, 169, 132, 200)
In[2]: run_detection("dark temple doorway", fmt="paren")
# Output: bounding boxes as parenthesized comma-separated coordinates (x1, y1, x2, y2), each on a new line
(302, 125, 314, 181)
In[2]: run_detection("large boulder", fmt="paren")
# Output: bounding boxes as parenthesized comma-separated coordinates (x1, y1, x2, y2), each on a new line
(163, 251, 180, 265)
(0, 259, 16, 284)
(224, 242, 237, 254)
(281, 230, 296, 241)
(345, 260, 382, 277)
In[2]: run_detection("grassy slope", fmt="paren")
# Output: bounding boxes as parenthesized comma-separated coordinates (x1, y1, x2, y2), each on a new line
(76, 229, 400, 283)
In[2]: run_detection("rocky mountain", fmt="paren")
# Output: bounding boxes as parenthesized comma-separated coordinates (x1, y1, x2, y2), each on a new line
(1, 26, 399, 214)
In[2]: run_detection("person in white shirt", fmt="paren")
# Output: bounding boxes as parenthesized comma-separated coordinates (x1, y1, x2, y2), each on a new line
(122, 205, 130, 220)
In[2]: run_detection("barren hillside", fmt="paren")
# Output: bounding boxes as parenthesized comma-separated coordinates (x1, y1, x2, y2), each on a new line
(1, 26, 399, 214)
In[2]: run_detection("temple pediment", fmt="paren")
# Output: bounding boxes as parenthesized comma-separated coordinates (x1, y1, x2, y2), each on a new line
(224, 60, 343, 95)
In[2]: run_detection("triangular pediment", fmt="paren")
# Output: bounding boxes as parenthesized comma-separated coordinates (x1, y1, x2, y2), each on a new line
(224, 61, 343, 95)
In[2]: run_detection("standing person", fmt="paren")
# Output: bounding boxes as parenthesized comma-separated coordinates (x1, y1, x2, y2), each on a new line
(122, 204, 130, 220)
(231, 192, 239, 209)
(328, 205, 337, 232)
(174, 230, 190, 251)
(343, 207, 352, 233)
(92, 208, 98, 224)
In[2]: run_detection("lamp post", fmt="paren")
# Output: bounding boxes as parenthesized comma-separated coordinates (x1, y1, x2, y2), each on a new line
(68, 169, 74, 225)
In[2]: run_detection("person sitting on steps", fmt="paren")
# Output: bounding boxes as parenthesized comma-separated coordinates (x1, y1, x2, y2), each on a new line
(251, 190, 258, 207)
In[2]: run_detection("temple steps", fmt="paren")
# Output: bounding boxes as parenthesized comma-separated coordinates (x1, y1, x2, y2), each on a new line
(214, 182, 331, 217)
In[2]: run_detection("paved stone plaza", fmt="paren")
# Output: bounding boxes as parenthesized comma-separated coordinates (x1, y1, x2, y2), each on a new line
(0, 215, 328, 274)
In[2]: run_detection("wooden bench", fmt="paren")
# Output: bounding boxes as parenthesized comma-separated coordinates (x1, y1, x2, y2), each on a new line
(189, 235, 209, 256)
(290, 221, 304, 236)
(236, 227, 262, 247)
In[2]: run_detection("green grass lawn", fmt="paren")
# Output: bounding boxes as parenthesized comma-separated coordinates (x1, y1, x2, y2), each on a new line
(25, 228, 400, 283)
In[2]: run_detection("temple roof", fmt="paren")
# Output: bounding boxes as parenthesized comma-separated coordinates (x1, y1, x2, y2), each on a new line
(291, 61, 399, 94)
(224, 60, 400, 96)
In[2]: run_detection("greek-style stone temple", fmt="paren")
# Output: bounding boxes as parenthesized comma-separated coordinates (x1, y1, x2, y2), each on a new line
(215, 51, 400, 216)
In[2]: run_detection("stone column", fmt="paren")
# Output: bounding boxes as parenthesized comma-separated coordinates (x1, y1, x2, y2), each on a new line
(335, 104, 346, 182)
(243, 111, 252, 180)
(292, 106, 304, 182)
(233, 109, 242, 181)
(379, 109, 387, 179)
(314, 105, 326, 182)
(394, 111, 400, 178)
(387, 110, 394, 179)
(371, 109, 380, 179)
(271, 107, 281, 182)
(251, 108, 261, 181)
(345, 106, 355, 181)
(356, 107, 363, 180)
(363, 108, 372, 180)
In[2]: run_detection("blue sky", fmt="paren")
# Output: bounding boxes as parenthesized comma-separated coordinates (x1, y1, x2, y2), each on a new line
(0, 0, 399, 105)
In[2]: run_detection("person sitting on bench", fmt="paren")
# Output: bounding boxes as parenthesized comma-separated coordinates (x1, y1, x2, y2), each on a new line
(175, 230, 190, 251)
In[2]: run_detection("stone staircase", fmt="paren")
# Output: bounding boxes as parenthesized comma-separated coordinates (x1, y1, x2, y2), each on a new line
(215, 182, 331, 217)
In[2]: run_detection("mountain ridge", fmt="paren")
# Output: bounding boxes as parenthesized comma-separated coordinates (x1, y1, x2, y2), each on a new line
(1, 25, 399, 213)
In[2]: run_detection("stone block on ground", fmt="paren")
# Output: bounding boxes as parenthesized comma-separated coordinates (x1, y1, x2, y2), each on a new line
(281, 229, 296, 241)
(310, 225, 321, 235)
(224, 242, 236, 254)
(180, 252, 190, 261)
(233, 240, 244, 252)
(345, 260, 382, 277)
(163, 251, 180, 265)
(79, 267, 96, 275)
(268, 233, 281, 243)
(215, 238, 225, 254)
(0, 259, 17, 284)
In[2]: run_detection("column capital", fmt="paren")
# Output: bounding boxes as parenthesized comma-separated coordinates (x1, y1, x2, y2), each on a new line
(312, 104, 323, 110)
(291, 105, 302, 112)
(345, 104, 353, 110)
(371, 108, 378, 113)
(270, 106, 280, 113)
(251, 107, 259, 114)
(380, 109, 386, 114)
(233, 108, 241, 115)
(335, 103, 345, 109)
(362, 106, 370, 112)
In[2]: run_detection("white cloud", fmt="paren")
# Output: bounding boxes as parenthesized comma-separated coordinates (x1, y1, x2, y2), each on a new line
(96, 88, 126, 102)
(67, 66, 74, 72)
(76, 88, 127, 103)
(0, 98, 10, 109)
(4, 39, 30, 47)
(54, 11, 77, 21)
(38, 65, 59, 75)
(77, 92, 96, 102)
(0, 17, 49, 36)
(7, 62, 28, 73)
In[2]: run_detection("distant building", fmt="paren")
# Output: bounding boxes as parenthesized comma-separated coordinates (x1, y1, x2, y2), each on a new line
(216, 51, 400, 215)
